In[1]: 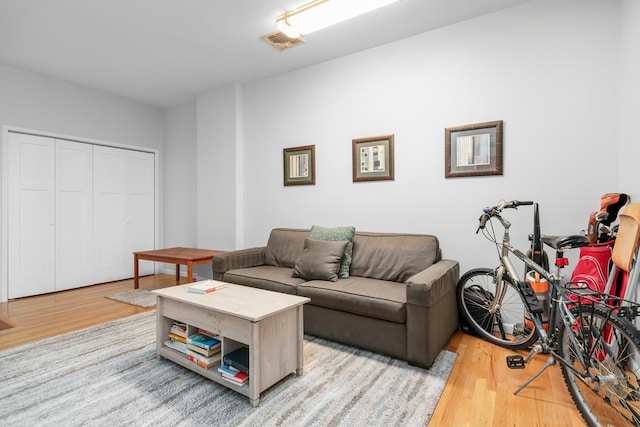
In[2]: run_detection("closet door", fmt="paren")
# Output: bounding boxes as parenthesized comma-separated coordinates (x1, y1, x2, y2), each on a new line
(7, 133, 55, 298)
(124, 150, 155, 277)
(94, 146, 155, 283)
(93, 146, 127, 283)
(55, 140, 94, 290)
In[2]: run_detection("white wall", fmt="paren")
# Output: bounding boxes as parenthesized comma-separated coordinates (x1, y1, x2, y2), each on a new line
(619, 0, 640, 200)
(0, 63, 163, 147)
(241, 0, 621, 275)
(163, 101, 198, 248)
(196, 84, 242, 255)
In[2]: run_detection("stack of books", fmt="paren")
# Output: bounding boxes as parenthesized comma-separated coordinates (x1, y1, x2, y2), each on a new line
(164, 321, 188, 353)
(163, 322, 223, 369)
(218, 363, 248, 385)
(186, 330, 222, 369)
(218, 346, 249, 385)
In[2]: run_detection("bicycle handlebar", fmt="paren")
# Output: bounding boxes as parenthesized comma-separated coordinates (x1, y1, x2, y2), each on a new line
(476, 200, 535, 233)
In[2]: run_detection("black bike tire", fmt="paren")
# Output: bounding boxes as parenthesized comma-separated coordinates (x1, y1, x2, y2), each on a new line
(456, 268, 539, 350)
(559, 305, 640, 427)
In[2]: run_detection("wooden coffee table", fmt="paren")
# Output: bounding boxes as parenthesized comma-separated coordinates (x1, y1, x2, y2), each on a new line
(133, 247, 225, 289)
(153, 283, 310, 406)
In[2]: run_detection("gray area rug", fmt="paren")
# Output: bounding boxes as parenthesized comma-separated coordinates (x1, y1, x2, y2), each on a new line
(0, 311, 456, 426)
(105, 288, 157, 307)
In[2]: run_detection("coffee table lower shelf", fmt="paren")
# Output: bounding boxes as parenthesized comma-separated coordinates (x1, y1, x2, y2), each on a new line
(153, 283, 310, 407)
(157, 346, 252, 398)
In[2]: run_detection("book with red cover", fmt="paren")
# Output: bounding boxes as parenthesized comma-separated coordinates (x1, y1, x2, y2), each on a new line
(187, 280, 227, 294)
(218, 364, 249, 384)
(221, 371, 248, 385)
(187, 343, 220, 357)
(186, 349, 221, 369)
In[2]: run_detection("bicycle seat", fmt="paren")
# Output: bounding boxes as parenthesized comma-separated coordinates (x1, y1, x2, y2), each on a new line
(541, 235, 590, 251)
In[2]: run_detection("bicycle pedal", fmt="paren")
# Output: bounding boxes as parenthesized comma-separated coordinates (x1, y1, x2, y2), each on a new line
(506, 355, 526, 369)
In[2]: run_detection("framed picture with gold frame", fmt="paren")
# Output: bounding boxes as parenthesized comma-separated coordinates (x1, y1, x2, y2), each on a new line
(283, 144, 315, 186)
(445, 120, 503, 178)
(352, 134, 394, 182)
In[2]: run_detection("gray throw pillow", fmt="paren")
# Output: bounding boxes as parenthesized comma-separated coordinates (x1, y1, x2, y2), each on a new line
(310, 225, 355, 279)
(292, 239, 349, 282)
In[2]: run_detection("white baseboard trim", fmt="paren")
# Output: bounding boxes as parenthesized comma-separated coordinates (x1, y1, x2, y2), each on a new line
(159, 266, 204, 282)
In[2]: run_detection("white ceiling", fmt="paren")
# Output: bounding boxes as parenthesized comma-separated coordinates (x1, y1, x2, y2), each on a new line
(0, 0, 530, 108)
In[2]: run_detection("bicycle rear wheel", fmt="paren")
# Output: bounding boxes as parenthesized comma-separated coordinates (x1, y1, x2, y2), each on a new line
(456, 268, 538, 350)
(559, 305, 640, 426)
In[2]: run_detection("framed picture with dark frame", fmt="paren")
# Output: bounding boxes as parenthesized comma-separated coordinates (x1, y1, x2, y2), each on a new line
(283, 144, 315, 186)
(445, 120, 503, 178)
(352, 134, 394, 182)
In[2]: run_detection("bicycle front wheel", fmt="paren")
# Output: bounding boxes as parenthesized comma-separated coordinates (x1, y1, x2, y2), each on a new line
(456, 268, 538, 350)
(559, 305, 640, 427)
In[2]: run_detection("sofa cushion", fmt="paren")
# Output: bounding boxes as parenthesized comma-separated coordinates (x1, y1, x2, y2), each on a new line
(293, 239, 349, 282)
(350, 232, 440, 283)
(310, 225, 356, 278)
(223, 265, 304, 295)
(297, 276, 406, 323)
(264, 228, 309, 268)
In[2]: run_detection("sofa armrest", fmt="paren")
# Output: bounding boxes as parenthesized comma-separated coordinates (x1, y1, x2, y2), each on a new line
(212, 247, 266, 275)
(405, 259, 459, 368)
(406, 259, 459, 307)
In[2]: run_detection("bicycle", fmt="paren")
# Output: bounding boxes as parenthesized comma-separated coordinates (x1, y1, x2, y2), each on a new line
(456, 199, 640, 426)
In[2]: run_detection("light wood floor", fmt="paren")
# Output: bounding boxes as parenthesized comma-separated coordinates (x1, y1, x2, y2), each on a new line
(0, 274, 177, 350)
(0, 275, 586, 426)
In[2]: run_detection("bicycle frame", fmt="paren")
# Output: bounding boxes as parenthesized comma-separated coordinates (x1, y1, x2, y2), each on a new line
(487, 221, 571, 389)
(489, 209, 555, 345)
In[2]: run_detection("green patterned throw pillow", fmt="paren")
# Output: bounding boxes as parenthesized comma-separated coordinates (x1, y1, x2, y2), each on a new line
(310, 225, 356, 279)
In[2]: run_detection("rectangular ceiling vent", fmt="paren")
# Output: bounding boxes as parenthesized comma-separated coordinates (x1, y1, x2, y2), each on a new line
(261, 31, 304, 51)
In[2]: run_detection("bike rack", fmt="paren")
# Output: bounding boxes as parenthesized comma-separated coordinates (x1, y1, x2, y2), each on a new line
(564, 286, 640, 322)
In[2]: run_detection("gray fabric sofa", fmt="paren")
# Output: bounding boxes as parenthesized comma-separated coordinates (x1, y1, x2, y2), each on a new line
(211, 228, 459, 368)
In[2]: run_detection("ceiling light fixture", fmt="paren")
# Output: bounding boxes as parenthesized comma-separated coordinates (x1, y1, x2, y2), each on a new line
(276, 0, 400, 39)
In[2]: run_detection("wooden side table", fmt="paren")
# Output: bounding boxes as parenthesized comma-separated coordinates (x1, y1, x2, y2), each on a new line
(133, 247, 225, 289)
